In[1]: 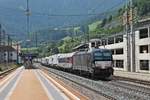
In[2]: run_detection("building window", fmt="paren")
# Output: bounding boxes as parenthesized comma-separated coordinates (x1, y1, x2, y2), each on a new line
(115, 35, 123, 43)
(139, 45, 148, 53)
(4, 53, 6, 56)
(91, 42, 95, 47)
(10, 53, 13, 56)
(102, 39, 106, 46)
(140, 60, 149, 70)
(111, 49, 115, 55)
(116, 48, 124, 54)
(108, 37, 114, 45)
(139, 28, 148, 39)
(96, 41, 101, 47)
(115, 60, 124, 68)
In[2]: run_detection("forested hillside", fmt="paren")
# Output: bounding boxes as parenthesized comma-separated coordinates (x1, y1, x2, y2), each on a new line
(21, 0, 150, 56)
(133, 0, 150, 17)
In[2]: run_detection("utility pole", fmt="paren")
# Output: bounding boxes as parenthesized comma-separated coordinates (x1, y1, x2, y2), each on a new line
(87, 28, 90, 43)
(26, 0, 31, 52)
(26, 0, 30, 39)
(0, 24, 2, 64)
(125, 0, 131, 72)
(125, 0, 135, 72)
(35, 32, 38, 48)
(3, 30, 6, 46)
(0, 24, 2, 46)
(129, 0, 136, 72)
(7, 35, 10, 46)
(16, 42, 19, 64)
(7, 35, 10, 63)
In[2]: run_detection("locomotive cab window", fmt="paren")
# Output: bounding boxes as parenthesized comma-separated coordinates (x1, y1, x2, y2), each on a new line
(94, 52, 103, 61)
(103, 50, 112, 61)
(94, 50, 112, 61)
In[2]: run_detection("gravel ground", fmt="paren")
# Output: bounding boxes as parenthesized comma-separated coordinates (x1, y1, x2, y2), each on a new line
(35, 63, 150, 100)
(48, 71, 110, 100)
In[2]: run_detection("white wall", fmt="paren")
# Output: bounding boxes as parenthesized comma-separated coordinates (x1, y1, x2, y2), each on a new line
(135, 29, 150, 73)
(99, 35, 128, 71)
(98, 29, 150, 73)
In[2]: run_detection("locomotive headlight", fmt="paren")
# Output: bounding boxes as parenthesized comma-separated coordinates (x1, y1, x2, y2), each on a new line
(94, 61, 100, 66)
(100, 65, 106, 69)
(95, 61, 102, 68)
(95, 61, 107, 69)
(94, 61, 98, 65)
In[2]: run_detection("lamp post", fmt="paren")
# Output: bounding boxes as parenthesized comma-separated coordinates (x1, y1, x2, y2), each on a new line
(26, 39, 31, 53)
(25, 0, 31, 53)
(16, 43, 19, 64)
(16, 41, 22, 64)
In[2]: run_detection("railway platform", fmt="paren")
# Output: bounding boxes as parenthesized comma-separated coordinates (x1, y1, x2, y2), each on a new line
(0, 66, 87, 100)
(114, 70, 150, 81)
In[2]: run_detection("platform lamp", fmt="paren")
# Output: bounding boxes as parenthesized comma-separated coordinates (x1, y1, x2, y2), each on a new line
(16, 41, 22, 64)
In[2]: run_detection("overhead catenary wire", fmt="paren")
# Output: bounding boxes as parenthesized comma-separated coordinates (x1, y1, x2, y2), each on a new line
(0, 0, 125, 17)
(29, 0, 126, 33)
(0, 0, 126, 38)
(88, 0, 109, 14)
(32, 1, 125, 17)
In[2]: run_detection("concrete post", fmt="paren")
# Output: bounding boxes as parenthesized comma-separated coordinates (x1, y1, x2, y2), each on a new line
(129, 0, 136, 72)
(148, 27, 150, 37)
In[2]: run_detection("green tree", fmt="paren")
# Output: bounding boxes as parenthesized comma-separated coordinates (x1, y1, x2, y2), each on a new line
(133, 0, 150, 16)
(100, 18, 107, 27)
(80, 25, 89, 34)
(108, 15, 113, 22)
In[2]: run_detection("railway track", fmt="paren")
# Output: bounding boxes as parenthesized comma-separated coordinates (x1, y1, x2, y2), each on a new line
(0, 67, 17, 79)
(114, 76, 150, 86)
(110, 80, 150, 95)
(35, 64, 115, 100)
(35, 63, 150, 100)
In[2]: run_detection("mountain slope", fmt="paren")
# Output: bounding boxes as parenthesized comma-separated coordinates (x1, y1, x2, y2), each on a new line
(0, 0, 125, 41)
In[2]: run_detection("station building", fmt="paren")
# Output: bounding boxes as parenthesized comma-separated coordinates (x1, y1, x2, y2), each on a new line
(0, 43, 21, 64)
(0, 24, 21, 64)
(92, 18, 150, 73)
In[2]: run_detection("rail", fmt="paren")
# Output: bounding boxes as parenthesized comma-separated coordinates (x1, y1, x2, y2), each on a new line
(0, 67, 17, 76)
(36, 65, 116, 100)
(114, 76, 150, 86)
(36, 63, 150, 100)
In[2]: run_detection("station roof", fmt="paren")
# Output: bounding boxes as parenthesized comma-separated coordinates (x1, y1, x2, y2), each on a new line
(135, 18, 150, 30)
(90, 39, 101, 42)
(72, 43, 89, 51)
(0, 45, 16, 52)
